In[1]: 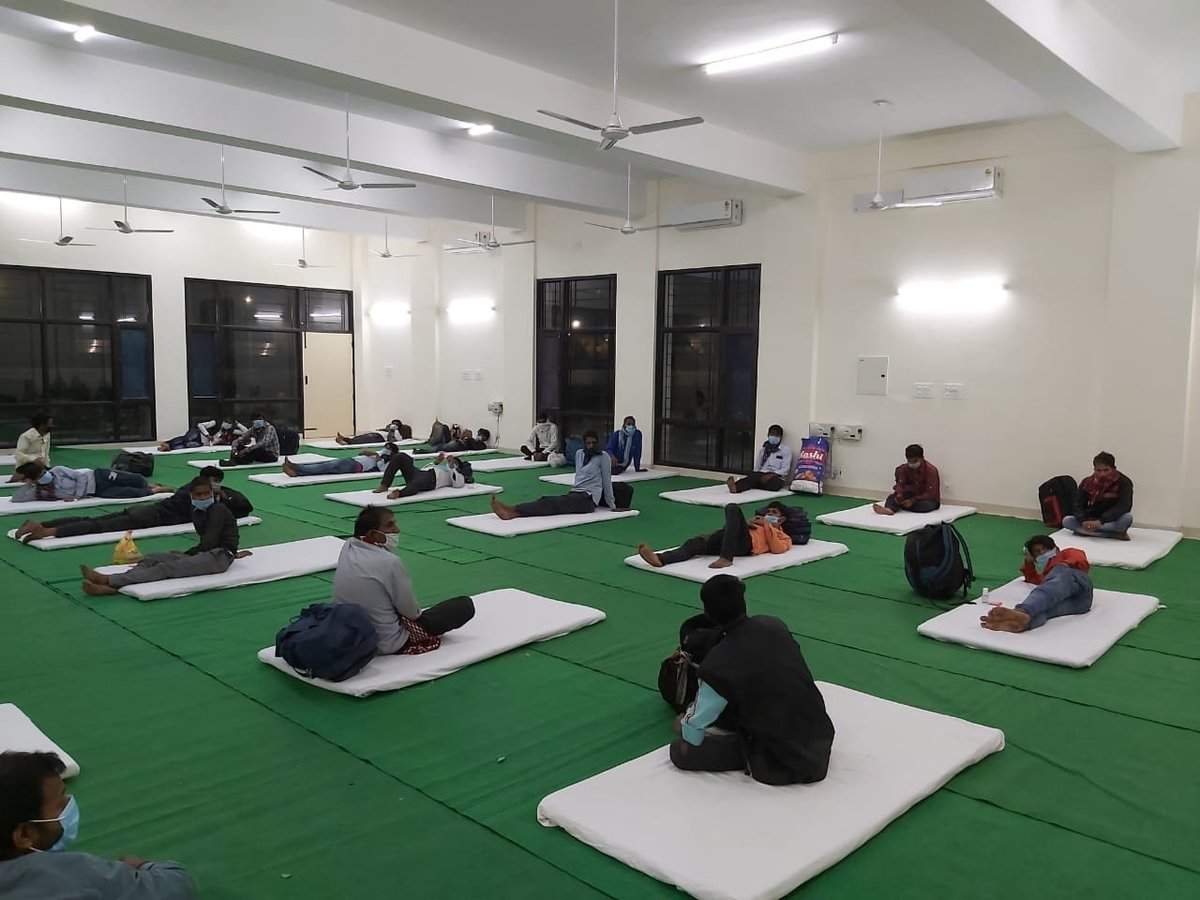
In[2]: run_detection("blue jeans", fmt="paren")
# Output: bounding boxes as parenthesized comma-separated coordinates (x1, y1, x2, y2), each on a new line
(293, 458, 362, 476)
(1062, 513, 1132, 537)
(92, 468, 152, 498)
(1017, 567, 1094, 630)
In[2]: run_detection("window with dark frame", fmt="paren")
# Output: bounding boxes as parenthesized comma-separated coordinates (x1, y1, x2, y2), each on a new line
(655, 264, 761, 473)
(0, 264, 155, 445)
(184, 278, 351, 433)
(535, 274, 617, 445)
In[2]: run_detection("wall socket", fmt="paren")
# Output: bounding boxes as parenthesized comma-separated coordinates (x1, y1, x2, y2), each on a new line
(836, 425, 863, 441)
(913, 382, 934, 400)
(809, 422, 836, 438)
(943, 382, 965, 400)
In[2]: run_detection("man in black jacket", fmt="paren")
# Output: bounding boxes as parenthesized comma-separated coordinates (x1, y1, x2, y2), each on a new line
(1062, 451, 1134, 540)
(671, 575, 835, 785)
(79, 478, 251, 595)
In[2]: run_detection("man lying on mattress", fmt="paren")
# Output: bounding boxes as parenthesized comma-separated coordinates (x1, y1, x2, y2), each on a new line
(334, 507, 476, 655)
(372, 451, 472, 499)
(980, 535, 1093, 633)
(636, 502, 808, 570)
(670, 575, 835, 786)
(490, 431, 633, 520)
(79, 478, 252, 595)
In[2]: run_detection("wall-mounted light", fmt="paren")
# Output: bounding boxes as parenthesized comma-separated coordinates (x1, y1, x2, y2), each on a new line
(703, 31, 838, 75)
(447, 297, 496, 325)
(369, 301, 412, 328)
(466, 123, 494, 137)
(72, 24, 98, 42)
(896, 278, 1008, 314)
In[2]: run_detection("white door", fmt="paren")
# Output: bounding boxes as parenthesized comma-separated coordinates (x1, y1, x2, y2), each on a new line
(302, 332, 354, 438)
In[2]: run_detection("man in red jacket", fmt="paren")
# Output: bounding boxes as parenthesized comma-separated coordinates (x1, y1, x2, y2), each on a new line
(873, 444, 941, 516)
(981, 535, 1093, 632)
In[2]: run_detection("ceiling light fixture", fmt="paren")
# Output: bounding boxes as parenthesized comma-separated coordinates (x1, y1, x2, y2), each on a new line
(466, 123, 494, 137)
(703, 31, 838, 75)
(72, 24, 97, 42)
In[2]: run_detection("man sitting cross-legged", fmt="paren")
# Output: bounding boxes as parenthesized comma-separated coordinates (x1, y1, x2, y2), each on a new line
(873, 443, 941, 516)
(79, 478, 251, 595)
(335, 507, 475, 654)
(637, 502, 794, 571)
(491, 430, 632, 519)
(980, 534, 1093, 633)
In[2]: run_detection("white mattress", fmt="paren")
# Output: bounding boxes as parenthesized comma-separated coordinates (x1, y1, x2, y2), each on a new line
(0, 704, 80, 778)
(257, 588, 606, 697)
(0, 480, 19, 490)
(659, 485, 792, 507)
(917, 577, 1161, 668)
(305, 438, 421, 450)
(186, 452, 331, 470)
(1049, 526, 1183, 570)
(537, 683, 1005, 900)
(324, 483, 503, 508)
(539, 468, 674, 486)
(624, 540, 850, 584)
(0, 492, 162, 515)
(470, 457, 551, 473)
(249, 470, 381, 488)
(448, 507, 639, 537)
(0, 454, 15, 467)
(96, 535, 344, 601)
(816, 503, 977, 535)
(9, 516, 262, 550)
(121, 445, 227, 456)
(409, 448, 495, 460)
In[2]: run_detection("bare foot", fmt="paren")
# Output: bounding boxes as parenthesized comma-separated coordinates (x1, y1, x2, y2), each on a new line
(386, 490, 402, 500)
(282, 460, 298, 477)
(1116, 532, 1132, 542)
(157, 443, 170, 452)
(980, 607, 1030, 632)
(371, 484, 388, 493)
(79, 564, 109, 585)
(637, 544, 664, 567)
(15, 520, 39, 541)
(726, 476, 739, 494)
(872, 503, 895, 516)
(82, 580, 119, 596)
(708, 557, 734, 569)
(491, 496, 519, 520)
(335, 433, 349, 445)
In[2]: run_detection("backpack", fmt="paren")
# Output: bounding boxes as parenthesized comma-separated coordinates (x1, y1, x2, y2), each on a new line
(397, 421, 413, 440)
(274, 602, 379, 682)
(455, 458, 475, 484)
(427, 420, 450, 446)
(658, 649, 699, 713)
(111, 450, 154, 477)
(904, 522, 974, 603)
(276, 426, 300, 456)
(1038, 475, 1078, 527)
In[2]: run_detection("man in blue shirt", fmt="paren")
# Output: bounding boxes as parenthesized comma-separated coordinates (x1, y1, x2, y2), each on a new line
(727, 424, 793, 494)
(605, 416, 643, 474)
(491, 431, 633, 518)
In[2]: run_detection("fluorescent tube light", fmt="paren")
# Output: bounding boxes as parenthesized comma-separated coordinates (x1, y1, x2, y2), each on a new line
(704, 32, 838, 75)
(896, 278, 1007, 315)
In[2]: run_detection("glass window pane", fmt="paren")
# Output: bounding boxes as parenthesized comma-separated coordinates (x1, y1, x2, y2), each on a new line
(45, 271, 110, 323)
(0, 268, 41, 318)
(0, 406, 40, 448)
(225, 285, 297, 329)
(119, 327, 151, 400)
(187, 331, 219, 398)
(539, 281, 563, 331)
(725, 267, 760, 329)
(721, 427, 757, 474)
(228, 330, 298, 400)
(720, 333, 757, 425)
(228, 401, 300, 431)
(564, 333, 613, 413)
(567, 278, 614, 329)
(661, 423, 718, 469)
(0, 323, 42, 403)
(663, 271, 719, 328)
(660, 332, 715, 422)
(187, 399, 221, 430)
(46, 324, 112, 401)
(536, 332, 561, 413)
(50, 404, 116, 443)
(304, 290, 348, 332)
(186, 281, 219, 324)
(118, 403, 153, 441)
(113, 276, 150, 324)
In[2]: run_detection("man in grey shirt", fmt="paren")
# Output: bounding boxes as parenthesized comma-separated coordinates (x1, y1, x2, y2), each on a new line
(0, 750, 194, 899)
(333, 507, 475, 655)
(491, 430, 634, 519)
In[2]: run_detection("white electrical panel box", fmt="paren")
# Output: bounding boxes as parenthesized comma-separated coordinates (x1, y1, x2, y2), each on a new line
(856, 356, 889, 396)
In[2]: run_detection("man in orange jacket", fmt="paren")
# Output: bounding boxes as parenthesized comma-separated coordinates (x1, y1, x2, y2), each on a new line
(981, 535, 1094, 632)
(637, 502, 793, 571)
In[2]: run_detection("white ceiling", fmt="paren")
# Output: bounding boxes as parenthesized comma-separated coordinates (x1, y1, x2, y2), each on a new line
(1089, 0, 1200, 91)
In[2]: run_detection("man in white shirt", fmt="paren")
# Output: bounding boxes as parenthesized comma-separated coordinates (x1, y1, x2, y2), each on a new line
(334, 507, 475, 654)
(14, 413, 52, 468)
(372, 451, 468, 498)
(521, 411, 559, 461)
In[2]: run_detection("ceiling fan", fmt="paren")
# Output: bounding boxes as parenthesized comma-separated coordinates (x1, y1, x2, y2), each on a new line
(866, 100, 941, 212)
(373, 217, 418, 259)
(19, 197, 95, 247)
(445, 196, 535, 253)
(276, 228, 333, 269)
(202, 145, 281, 216)
(538, 0, 703, 150)
(303, 104, 417, 192)
(586, 163, 663, 235)
(89, 176, 174, 234)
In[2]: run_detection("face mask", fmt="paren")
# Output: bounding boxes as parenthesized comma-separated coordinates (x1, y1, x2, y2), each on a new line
(1034, 549, 1056, 574)
(381, 532, 400, 552)
(907, 461, 922, 470)
(192, 496, 215, 511)
(764, 514, 782, 525)
(220, 422, 232, 431)
(252, 419, 265, 429)
(624, 425, 636, 435)
(37, 471, 54, 485)
(767, 435, 781, 446)
(30, 794, 79, 853)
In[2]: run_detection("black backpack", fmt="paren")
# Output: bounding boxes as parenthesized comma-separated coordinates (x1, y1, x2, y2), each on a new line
(904, 522, 974, 603)
(1038, 475, 1078, 527)
(658, 649, 699, 713)
(276, 426, 301, 456)
(111, 451, 154, 477)
(274, 602, 379, 682)
(455, 457, 475, 484)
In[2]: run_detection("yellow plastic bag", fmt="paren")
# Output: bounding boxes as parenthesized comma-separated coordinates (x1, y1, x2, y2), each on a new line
(112, 531, 143, 565)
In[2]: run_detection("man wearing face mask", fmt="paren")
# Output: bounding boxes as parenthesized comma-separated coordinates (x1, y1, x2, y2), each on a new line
(334, 507, 475, 654)
(220, 413, 279, 467)
(520, 411, 560, 462)
(605, 416, 644, 475)
(79, 479, 251, 595)
(727, 425, 792, 494)
(490, 430, 633, 519)
(0, 751, 194, 899)
(980, 535, 1093, 632)
(283, 444, 395, 479)
(637, 501, 795, 571)
(11, 462, 170, 504)
(873, 443, 941, 516)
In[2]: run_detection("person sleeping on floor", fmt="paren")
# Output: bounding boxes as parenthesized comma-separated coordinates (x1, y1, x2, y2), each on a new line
(282, 445, 396, 479)
(335, 507, 475, 655)
(873, 443, 940, 516)
(637, 502, 809, 570)
(157, 419, 246, 452)
(1062, 451, 1134, 540)
(11, 462, 171, 504)
(490, 430, 633, 519)
(14, 466, 251, 543)
(79, 478, 251, 595)
(371, 451, 472, 499)
(979, 534, 1093, 633)
(669, 575, 835, 785)
(727, 424, 792, 494)
(335, 419, 411, 445)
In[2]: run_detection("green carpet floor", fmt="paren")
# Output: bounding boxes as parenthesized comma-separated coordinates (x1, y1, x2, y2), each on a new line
(2, 446, 1198, 899)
